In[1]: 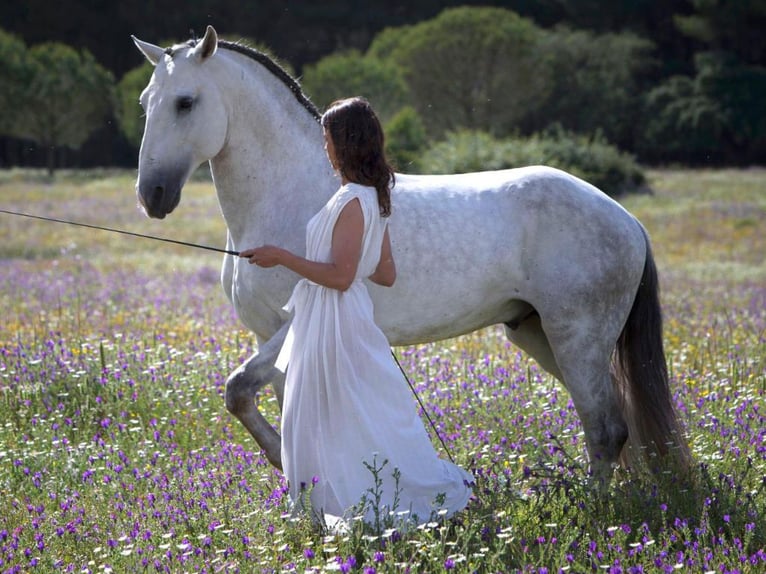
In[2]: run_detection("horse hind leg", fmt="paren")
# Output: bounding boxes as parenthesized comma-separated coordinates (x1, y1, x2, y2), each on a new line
(505, 308, 628, 485)
(546, 323, 628, 486)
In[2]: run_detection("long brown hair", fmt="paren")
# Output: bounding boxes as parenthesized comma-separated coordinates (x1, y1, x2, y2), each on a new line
(321, 97, 394, 217)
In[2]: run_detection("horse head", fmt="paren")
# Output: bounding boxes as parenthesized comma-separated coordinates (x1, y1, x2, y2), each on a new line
(132, 26, 228, 219)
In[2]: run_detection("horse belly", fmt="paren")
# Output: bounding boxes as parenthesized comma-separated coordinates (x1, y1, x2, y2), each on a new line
(370, 186, 528, 344)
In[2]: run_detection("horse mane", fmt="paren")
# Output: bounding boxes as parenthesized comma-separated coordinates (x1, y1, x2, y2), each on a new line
(172, 37, 322, 122)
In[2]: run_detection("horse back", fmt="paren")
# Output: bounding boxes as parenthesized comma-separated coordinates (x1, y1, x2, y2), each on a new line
(371, 166, 646, 344)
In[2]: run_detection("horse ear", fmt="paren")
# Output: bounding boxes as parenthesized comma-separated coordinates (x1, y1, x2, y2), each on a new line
(193, 25, 218, 61)
(132, 36, 164, 66)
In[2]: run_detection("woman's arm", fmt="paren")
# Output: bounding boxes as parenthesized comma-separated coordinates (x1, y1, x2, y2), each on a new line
(368, 225, 396, 287)
(239, 199, 364, 292)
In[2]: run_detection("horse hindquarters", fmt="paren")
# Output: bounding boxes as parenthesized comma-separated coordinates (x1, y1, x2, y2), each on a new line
(613, 228, 691, 471)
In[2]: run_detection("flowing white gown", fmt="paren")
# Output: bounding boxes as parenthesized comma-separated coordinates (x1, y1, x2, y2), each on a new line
(277, 182, 473, 526)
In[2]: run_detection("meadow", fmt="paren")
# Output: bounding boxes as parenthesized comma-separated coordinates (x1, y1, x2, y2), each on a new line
(0, 167, 764, 573)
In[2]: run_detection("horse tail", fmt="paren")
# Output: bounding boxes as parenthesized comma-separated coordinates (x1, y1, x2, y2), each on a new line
(614, 224, 691, 472)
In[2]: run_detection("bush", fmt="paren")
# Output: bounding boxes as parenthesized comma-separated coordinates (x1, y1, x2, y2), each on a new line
(420, 128, 647, 197)
(384, 106, 428, 172)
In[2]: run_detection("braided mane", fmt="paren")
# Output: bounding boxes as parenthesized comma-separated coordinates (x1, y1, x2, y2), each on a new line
(169, 37, 321, 122)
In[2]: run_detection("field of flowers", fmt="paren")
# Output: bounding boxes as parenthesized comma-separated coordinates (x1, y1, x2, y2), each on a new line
(0, 168, 764, 573)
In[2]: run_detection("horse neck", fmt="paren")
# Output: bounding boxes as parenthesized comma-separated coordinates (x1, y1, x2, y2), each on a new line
(209, 50, 336, 248)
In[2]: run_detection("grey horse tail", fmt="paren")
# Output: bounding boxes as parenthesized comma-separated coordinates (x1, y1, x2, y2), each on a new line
(614, 223, 692, 472)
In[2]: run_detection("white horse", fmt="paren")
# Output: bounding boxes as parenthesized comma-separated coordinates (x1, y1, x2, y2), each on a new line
(132, 26, 689, 484)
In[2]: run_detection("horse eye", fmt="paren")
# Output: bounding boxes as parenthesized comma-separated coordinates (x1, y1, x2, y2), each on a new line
(176, 96, 194, 113)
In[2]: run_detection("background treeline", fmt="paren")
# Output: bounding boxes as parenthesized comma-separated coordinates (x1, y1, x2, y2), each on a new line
(1, 0, 764, 182)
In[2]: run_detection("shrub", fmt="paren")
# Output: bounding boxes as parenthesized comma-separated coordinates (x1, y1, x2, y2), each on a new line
(384, 106, 428, 172)
(420, 128, 646, 196)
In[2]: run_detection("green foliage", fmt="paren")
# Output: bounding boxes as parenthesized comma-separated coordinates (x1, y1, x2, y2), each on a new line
(640, 51, 766, 164)
(9, 42, 114, 174)
(696, 52, 766, 160)
(0, 29, 30, 135)
(421, 128, 646, 196)
(534, 27, 656, 150)
(301, 49, 408, 121)
(115, 62, 153, 148)
(368, 7, 550, 138)
(640, 72, 723, 163)
(384, 106, 428, 172)
(674, 0, 766, 65)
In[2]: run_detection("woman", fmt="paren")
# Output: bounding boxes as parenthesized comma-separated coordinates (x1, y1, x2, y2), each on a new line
(240, 97, 472, 527)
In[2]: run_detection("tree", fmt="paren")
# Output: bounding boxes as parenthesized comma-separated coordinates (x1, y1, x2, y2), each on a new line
(368, 7, 550, 138)
(533, 27, 656, 151)
(637, 0, 766, 164)
(674, 0, 766, 65)
(640, 73, 722, 163)
(115, 62, 153, 149)
(0, 29, 30, 136)
(10, 42, 114, 174)
(640, 52, 766, 164)
(301, 49, 408, 121)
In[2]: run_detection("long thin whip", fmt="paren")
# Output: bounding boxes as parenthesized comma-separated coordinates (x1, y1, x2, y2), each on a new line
(1, 207, 453, 461)
(391, 350, 456, 463)
(0, 208, 239, 256)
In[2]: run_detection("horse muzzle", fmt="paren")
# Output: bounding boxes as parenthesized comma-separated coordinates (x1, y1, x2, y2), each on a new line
(136, 169, 185, 219)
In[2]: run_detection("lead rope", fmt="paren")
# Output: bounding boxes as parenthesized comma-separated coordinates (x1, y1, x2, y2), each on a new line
(391, 350, 456, 464)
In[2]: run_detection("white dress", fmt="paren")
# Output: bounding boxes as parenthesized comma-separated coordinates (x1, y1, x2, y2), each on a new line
(277, 182, 473, 526)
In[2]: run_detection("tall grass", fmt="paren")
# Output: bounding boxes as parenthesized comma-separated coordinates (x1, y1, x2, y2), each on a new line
(0, 168, 764, 572)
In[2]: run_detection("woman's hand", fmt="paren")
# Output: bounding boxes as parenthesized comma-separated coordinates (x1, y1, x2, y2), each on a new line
(237, 199, 363, 291)
(239, 245, 285, 267)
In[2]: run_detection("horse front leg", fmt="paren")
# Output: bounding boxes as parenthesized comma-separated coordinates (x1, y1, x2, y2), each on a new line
(224, 320, 289, 470)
